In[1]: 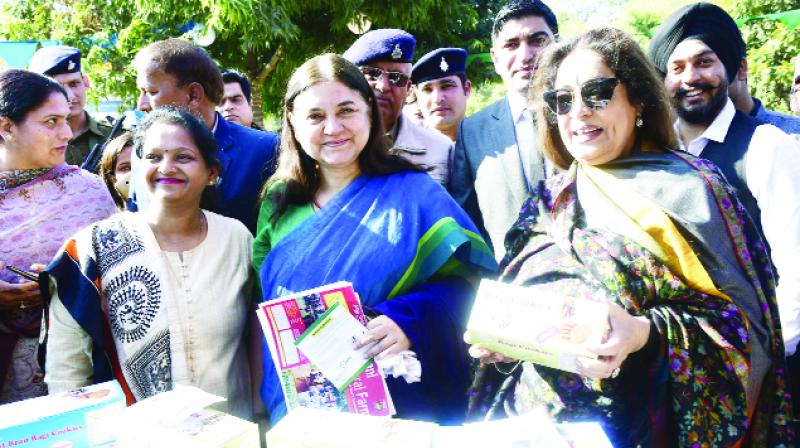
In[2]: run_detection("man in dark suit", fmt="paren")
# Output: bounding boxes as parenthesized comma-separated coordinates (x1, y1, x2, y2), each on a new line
(132, 38, 279, 233)
(448, 0, 558, 261)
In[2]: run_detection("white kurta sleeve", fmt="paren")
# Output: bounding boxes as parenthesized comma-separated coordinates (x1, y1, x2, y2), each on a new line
(44, 279, 94, 394)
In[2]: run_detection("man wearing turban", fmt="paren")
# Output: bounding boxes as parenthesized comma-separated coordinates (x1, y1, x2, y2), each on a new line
(650, 1, 800, 434)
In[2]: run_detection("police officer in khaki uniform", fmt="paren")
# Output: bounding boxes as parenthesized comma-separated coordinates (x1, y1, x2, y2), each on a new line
(343, 29, 453, 186)
(28, 45, 111, 167)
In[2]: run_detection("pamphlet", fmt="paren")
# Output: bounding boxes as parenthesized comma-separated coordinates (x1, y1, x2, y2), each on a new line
(257, 282, 394, 416)
(294, 301, 373, 391)
(466, 279, 609, 373)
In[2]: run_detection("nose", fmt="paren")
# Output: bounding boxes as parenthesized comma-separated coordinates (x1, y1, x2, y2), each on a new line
(373, 73, 391, 93)
(59, 122, 73, 141)
(431, 87, 445, 104)
(681, 64, 703, 85)
(324, 116, 344, 134)
(137, 92, 151, 113)
(568, 93, 591, 118)
(222, 99, 234, 112)
(158, 156, 177, 174)
(520, 41, 536, 64)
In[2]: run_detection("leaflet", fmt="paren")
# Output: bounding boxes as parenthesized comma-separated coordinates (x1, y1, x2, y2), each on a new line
(294, 301, 373, 391)
(256, 282, 395, 417)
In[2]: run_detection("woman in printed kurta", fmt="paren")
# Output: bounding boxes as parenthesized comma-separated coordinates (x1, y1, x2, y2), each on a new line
(254, 54, 496, 426)
(466, 29, 793, 447)
(0, 70, 116, 403)
(43, 108, 254, 418)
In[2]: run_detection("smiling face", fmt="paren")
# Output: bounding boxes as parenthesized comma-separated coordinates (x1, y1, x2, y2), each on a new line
(554, 49, 640, 166)
(416, 75, 471, 136)
(140, 122, 217, 207)
(51, 72, 89, 120)
(664, 39, 729, 125)
(491, 15, 554, 99)
(1, 92, 72, 169)
(289, 81, 370, 176)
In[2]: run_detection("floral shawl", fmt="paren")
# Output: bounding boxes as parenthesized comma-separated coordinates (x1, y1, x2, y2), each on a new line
(467, 150, 793, 447)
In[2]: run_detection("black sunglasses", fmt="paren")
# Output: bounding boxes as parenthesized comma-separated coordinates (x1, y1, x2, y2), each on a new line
(543, 78, 620, 115)
(360, 66, 410, 88)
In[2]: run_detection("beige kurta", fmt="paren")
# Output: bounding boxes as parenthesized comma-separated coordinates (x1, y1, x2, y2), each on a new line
(45, 211, 254, 419)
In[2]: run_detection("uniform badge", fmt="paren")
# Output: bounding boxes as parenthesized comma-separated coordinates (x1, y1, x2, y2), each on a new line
(440, 57, 449, 72)
(67, 60, 76, 71)
(391, 44, 403, 60)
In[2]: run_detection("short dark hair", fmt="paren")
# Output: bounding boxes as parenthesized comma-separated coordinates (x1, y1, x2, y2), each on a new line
(266, 53, 424, 221)
(133, 106, 222, 210)
(134, 39, 224, 104)
(0, 69, 68, 124)
(530, 28, 676, 169)
(221, 69, 252, 103)
(492, 0, 559, 41)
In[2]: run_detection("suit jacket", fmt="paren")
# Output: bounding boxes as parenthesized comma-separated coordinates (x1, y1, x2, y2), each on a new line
(214, 113, 279, 234)
(449, 97, 545, 261)
(393, 114, 453, 186)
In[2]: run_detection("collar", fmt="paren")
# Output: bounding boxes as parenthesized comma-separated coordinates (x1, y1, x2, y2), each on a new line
(212, 112, 233, 152)
(750, 97, 765, 118)
(385, 115, 401, 143)
(674, 98, 735, 147)
(507, 93, 528, 123)
(210, 113, 219, 133)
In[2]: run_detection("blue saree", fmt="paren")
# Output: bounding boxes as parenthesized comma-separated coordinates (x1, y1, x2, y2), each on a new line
(258, 171, 496, 425)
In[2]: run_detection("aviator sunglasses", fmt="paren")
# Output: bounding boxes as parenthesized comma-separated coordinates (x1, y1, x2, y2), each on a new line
(359, 66, 410, 88)
(543, 78, 620, 115)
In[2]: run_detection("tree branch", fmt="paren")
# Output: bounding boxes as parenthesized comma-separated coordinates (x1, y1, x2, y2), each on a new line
(256, 45, 284, 85)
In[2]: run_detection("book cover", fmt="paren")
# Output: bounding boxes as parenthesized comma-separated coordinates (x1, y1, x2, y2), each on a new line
(466, 279, 609, 373)
(256, 281, 394, 417)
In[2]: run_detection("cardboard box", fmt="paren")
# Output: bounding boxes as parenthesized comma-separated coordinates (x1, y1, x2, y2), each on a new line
(111, 386, 257, 448)
(266, 407, 436, 448)
(0, 381, 125, 448)
(466, 280, 609, 373)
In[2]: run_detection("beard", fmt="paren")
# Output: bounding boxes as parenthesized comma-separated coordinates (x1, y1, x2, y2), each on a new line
(671, 77, 729, 125)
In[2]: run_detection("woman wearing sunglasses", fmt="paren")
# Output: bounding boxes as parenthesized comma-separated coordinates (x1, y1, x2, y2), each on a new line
(467, 28, 792, 446)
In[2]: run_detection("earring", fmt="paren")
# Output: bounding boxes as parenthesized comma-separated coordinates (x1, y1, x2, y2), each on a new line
(635, 116, 643, 128)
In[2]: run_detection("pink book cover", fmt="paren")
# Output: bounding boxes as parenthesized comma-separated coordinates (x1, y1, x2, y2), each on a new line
(256, 281, 395, 417)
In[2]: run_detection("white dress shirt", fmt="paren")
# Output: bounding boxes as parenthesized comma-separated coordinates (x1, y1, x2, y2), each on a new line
(675, 99, 800, 355)
(509, 95, 551, 190)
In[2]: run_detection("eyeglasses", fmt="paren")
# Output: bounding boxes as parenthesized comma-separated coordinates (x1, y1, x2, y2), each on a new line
(543, 78, 620, 115)
(360, 66, 410, 88)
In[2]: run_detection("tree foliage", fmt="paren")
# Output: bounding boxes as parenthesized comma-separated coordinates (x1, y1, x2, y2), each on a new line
(732, 0, 800, 113)
(0, 0, 480, 118)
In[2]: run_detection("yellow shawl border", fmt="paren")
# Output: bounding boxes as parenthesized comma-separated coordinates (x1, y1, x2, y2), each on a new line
(578, 162, 731, 303)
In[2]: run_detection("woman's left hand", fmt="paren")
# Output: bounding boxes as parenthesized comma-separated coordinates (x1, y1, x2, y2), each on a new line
(355, 315, 411, 360)
(575, 302, 650, 379)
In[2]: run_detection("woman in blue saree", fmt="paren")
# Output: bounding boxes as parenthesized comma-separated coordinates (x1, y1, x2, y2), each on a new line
(253, 53, 495, 426)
